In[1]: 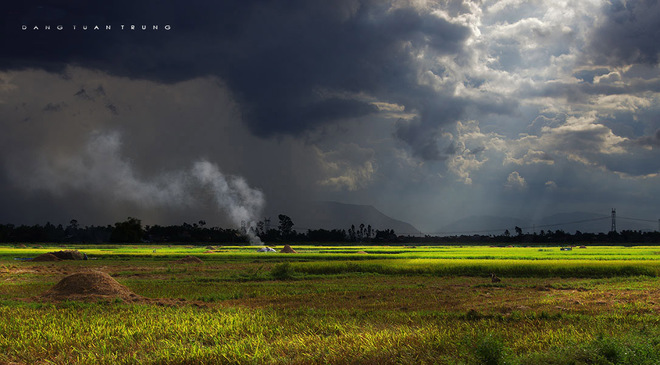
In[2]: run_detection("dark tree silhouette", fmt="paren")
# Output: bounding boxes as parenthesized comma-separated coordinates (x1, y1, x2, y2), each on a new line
(515, 226, 523, 236)
(110, 217, 144, 243)
(278, 214, 294, 239)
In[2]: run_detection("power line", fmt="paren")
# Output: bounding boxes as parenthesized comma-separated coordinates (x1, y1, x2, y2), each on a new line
(521, 217, 610, 231)
(618, 216, 657, 223)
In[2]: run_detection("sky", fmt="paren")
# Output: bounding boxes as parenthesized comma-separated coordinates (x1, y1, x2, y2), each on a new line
(1, 0, 659, 233)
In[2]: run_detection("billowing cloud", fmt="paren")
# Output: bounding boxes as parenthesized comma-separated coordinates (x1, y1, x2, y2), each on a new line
(635, 129, 660, 147)
(588, 0, 660, 66)
(506, 149, 554, 166)
(2, 1, 473, 145)
(316, 143, 377, 191)
(504, 171, 527, 190)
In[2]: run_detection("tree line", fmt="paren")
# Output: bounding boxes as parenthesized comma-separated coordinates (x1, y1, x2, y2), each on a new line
(0, 217, 658, 244)
(0, 215, 396, 244)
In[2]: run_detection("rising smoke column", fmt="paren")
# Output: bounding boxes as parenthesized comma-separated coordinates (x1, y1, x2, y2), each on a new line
(191, 160, 265, 244)
(16, 131, 266, 243)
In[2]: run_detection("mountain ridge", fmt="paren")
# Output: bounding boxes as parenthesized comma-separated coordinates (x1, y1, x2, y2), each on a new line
(285, 201, 421, 235)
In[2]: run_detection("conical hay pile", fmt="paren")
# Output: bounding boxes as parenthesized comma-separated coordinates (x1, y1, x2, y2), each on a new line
(280, 245, 297, 253)
(174, 255, 204, 263)
(42, 271, 137, 300)
(49, 250, 85, 260)
(31, 253, 61, 262)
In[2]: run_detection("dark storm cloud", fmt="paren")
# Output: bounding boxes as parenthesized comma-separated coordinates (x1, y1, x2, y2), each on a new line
(589, 0, 660, 66)
(394, 117, 448, 161)
(634, 129, 660, 147)
(573, 68, 610, 84)
(393, 94, 467, 161)
(2, 0, 471, 141)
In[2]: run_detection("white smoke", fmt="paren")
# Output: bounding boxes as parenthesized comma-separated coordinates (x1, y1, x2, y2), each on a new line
(192, 160, 264, 244)
(18, 131, 265, 244)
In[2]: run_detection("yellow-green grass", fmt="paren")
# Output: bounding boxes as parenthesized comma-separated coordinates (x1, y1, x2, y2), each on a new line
(1, 303, 659, 364)
(290, 258, 660, 278)
(4, 244, 660, 262)
(2, 244, 660, 364)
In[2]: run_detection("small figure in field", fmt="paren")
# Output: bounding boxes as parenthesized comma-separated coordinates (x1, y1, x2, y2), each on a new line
(490, 273, 501, 283)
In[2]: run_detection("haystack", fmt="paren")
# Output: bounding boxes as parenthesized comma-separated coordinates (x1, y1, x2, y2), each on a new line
(174, 255, 203, 264)
(31, 253, 61, 262)
(280, 245, 297, 253)
(49, 250, 86, 260)
(356, 251, 368, 254)
(42, 271, 137, 301)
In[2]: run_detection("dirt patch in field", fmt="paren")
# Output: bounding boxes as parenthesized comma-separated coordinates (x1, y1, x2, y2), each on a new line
(173, 255, 204, 264)
(356, 251, 368, 254)
(224, 276, 656, 315)
(31, 253, 61, 262)
(41, 271, 140, 301)
(280, 245, 297, 253)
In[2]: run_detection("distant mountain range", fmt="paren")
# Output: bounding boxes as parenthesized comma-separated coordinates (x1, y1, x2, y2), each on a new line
(285, 201, 421, 235)
(438, 211, 657, 235)
(278, 203, 654, 236)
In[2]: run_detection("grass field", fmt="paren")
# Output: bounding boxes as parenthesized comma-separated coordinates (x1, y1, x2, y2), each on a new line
(1, 244, 660, 364)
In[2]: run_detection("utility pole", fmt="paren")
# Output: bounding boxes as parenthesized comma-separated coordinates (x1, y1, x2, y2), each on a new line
(611, 208, 616, 232)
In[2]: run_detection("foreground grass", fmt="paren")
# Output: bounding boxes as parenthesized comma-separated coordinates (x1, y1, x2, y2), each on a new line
(1, 303, 659, 364)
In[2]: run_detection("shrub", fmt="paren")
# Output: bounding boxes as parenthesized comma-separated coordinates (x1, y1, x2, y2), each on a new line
(271, 262, 295, 280)
(475, 334, 508, 365)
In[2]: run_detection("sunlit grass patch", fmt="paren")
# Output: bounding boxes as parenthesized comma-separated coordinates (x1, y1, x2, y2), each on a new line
(1, 303, 659, 364)
(291, 258, 660, 278)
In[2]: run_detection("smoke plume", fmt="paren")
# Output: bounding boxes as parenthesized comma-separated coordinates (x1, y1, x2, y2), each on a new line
(191, 161, 265, 244)
(15, 131, 265, 243)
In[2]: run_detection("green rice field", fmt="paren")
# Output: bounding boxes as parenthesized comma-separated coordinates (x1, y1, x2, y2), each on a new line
(1, 244, 660, 364)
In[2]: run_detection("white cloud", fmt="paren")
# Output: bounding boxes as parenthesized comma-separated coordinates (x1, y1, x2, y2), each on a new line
(505, 149, 554, 166)
(315, 143, 377, 191)
(505, 171, 527, 190)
